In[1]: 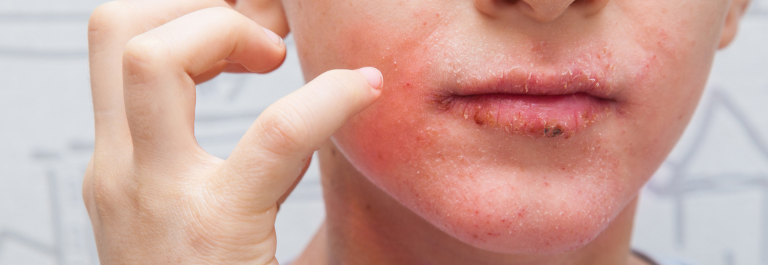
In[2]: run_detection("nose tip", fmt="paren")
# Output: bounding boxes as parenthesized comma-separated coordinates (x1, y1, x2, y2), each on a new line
(475, 0, 608, 23)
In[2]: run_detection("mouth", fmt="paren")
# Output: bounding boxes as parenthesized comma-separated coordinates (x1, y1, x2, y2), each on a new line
(434, 66, 619, 138)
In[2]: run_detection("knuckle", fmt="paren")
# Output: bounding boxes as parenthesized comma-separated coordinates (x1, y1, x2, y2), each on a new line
(88, 1, 130, 42)
(89, 172, 121, 213)
(82, 154, 203, 222)
(83, 158, 132, 214)
(87, 166, 172, 218)
(122, 34, 170, 79)
(82, 168, 95, 211)
(81, 155, 123, 215)
(257, 106, 310, 156)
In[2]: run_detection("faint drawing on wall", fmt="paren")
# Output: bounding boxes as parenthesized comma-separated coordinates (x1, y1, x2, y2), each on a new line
(642, 88, 768, 265)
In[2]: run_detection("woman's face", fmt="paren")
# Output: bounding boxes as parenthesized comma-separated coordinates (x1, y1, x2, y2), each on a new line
(281, 0, 731, 254)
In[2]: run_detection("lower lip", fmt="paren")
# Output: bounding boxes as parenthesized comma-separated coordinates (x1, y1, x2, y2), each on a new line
(436, 93, 614, 138)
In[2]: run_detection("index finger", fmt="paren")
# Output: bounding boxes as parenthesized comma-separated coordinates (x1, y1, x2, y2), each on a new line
(217, 68, 383, 212)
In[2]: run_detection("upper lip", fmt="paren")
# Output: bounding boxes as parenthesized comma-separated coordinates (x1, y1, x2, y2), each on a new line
(443, 64, 619, 101)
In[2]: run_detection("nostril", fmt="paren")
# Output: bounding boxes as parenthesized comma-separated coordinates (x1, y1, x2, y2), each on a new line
(498, 0, 520, 5)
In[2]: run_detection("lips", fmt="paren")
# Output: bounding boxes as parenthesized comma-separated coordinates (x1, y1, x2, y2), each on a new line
(434, 65, 619, 138)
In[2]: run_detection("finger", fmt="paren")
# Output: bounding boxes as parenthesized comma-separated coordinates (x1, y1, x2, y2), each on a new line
(88, 0, 230, 152)
(122, 7, 286, 162)
(220, 68, 383, 212)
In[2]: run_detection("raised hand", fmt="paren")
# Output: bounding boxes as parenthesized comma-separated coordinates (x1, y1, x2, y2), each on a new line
(83, 1, 382, 264)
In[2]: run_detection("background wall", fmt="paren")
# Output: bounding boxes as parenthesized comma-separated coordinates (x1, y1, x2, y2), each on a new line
(0, 1, 766, 264)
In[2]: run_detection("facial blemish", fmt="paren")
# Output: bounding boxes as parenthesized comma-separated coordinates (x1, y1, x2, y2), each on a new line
(543, 125, 565, 137)
(474, 115, 485, 126)
(551, 127, 564, 137)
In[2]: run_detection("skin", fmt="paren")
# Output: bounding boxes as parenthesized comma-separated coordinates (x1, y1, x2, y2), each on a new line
(285, 0, 749, 263)
(83, 0, 750, 264)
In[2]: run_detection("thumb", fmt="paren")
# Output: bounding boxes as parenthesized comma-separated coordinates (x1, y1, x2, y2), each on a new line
(217, 67, 382, 212)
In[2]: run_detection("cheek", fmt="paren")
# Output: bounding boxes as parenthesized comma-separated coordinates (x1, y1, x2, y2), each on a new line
(310, 1, 455, 74)
(616, 1, 726, 178)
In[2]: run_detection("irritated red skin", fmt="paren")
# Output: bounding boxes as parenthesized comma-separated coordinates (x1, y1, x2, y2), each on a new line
(284, 0, 726, 254)
(328, 19, 641, 252)
(334, 70, 629, 253)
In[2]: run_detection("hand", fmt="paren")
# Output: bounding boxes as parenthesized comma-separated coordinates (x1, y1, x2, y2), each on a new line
(82, 1, 382, 264)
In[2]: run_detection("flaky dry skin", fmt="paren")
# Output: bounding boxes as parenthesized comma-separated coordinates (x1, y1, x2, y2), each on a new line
(283, 0, 734, 254)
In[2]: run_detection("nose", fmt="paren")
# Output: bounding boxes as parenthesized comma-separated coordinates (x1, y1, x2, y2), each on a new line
(475, 0, 610, 22)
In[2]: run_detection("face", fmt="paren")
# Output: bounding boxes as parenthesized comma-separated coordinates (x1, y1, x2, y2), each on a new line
(278, 0, 733, 254)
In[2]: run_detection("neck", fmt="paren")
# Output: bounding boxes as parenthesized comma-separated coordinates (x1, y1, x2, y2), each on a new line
(295, 143, 639, 265)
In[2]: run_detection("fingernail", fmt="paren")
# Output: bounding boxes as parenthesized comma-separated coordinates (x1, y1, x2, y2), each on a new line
(355, 67, 383, 90)
(261, 26, 283, 46)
